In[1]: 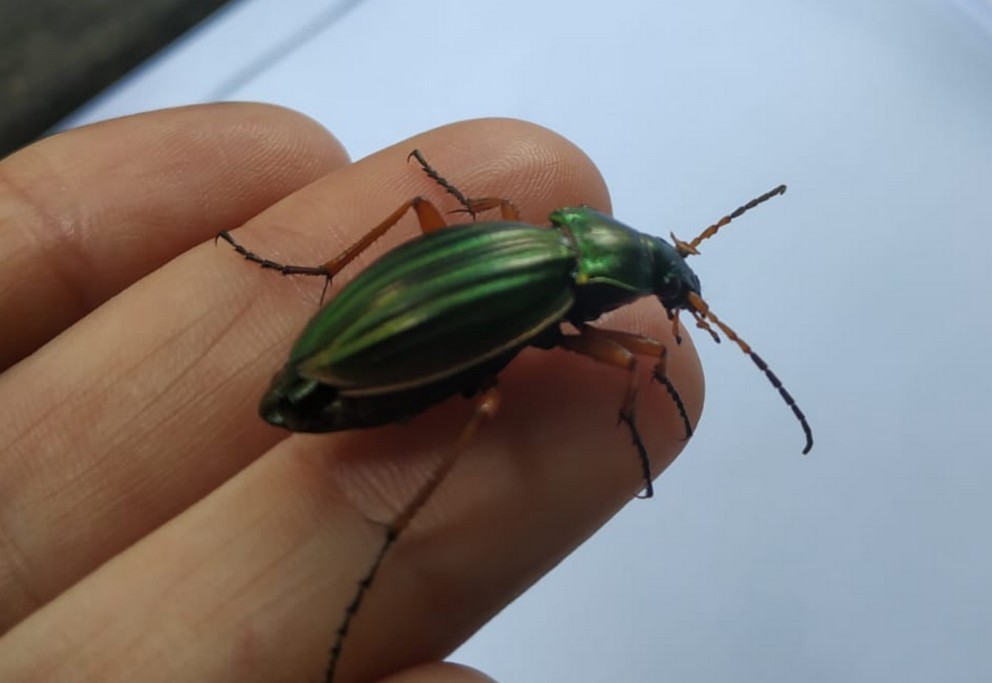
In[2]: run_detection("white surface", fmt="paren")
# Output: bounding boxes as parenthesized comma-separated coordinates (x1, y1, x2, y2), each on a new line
(65, 0, 992, 681)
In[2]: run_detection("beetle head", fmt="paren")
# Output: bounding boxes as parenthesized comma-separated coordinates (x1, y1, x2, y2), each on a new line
(657, 183, 788, 313)
(650, 236, 702, 312)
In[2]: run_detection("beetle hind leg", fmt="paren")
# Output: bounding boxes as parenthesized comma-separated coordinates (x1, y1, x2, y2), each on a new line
(219, 196, 453, 303)
(323, 384, 501, 683)
(216, 230, 331, 278)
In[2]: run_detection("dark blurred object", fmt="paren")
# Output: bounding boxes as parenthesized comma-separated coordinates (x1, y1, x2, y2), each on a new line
(0, 0, 234, 158)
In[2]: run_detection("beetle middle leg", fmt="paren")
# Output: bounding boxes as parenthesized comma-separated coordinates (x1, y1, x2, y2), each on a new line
(558, 326, 694, 499)
(408, 149, 520, 221)
(323, 384, 501, 683)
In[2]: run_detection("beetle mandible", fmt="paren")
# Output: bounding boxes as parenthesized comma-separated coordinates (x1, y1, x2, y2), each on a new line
(218, 150, 813, 682)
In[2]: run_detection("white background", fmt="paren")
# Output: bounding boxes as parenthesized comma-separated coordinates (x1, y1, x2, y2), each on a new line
(64, 1, 992, 681)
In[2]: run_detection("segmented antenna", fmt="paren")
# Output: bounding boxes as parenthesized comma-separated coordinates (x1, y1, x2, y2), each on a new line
(672, 185, 787, 257)
(687, 292, 813, 454)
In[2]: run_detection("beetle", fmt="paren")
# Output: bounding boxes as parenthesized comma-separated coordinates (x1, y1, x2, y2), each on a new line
(218, 150, 813, 682)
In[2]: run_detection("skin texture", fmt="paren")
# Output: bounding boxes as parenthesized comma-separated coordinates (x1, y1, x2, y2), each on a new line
(0, 106, 703, 683)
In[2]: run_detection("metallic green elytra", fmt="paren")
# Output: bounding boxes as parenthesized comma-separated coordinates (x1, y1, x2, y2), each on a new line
(217, 150, 812, 683)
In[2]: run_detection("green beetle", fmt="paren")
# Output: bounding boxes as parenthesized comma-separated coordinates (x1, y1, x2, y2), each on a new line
(260, 206, 701, 429)
(219, 151, 812, 682)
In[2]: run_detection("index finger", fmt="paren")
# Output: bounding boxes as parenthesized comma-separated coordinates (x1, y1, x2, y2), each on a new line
(0, 103, 348, 370)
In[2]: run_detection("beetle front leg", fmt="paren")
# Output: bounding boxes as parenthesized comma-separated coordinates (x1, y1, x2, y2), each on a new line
(557, 327, 656, 499)
(583, 327, 694, 441)
(323, 384, 501, 683)
(558, 325, 696, 499)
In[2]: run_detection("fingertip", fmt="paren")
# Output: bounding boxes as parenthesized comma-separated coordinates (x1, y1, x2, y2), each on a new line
(374, 117, 612, 222)
(375, 661, 497, 683)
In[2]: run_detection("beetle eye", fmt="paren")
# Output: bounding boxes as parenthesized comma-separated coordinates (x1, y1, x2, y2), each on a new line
(659, 275, 682, 298)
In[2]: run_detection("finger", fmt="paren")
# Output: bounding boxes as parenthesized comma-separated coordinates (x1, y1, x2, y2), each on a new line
(375, 662, 496, 683)
(0, 102, 347, 370)
(0, 303, 700, 682)
(0, 118, 622, 632)
(0, 118, 703, 681)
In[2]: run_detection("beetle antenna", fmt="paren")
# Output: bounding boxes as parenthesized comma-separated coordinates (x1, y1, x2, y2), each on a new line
(408, 149, 477, 219)
(687, 292, 813, 454)
(672, 185, 787, 257)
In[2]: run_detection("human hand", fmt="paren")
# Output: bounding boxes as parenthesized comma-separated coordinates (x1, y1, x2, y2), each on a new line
(0, 105, 702, 682)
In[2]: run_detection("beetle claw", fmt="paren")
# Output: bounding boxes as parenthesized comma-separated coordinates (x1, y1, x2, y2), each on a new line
(617, 410, 654, 499)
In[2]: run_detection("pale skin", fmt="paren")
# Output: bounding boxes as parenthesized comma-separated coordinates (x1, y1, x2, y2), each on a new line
(0, 105, 703, 683)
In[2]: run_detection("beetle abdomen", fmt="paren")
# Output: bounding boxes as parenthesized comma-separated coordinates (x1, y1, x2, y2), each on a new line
(291, 222, 577, 393)
(260, 347, 520, 432)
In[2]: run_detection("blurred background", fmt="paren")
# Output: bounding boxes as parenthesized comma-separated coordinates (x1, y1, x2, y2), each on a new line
(4, 0, 991, 681)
